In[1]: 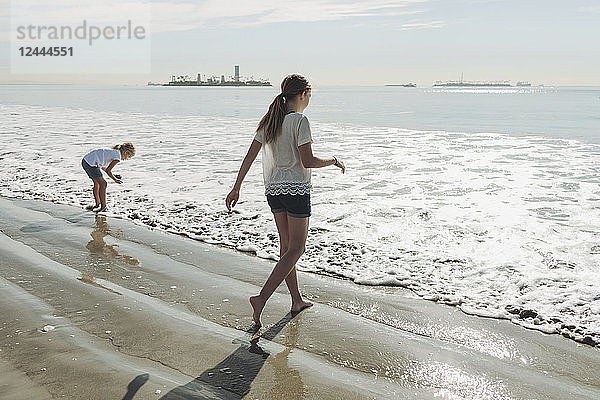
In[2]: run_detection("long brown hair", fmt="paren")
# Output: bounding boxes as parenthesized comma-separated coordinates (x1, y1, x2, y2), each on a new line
(257, 74, 311, 143)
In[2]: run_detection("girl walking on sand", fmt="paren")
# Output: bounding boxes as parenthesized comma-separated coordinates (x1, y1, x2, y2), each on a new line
(226, 74, 345, 326)
(82, 142, 135, 212)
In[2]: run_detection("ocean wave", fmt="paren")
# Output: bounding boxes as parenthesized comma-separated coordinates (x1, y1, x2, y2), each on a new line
(2, 103, 600, 347)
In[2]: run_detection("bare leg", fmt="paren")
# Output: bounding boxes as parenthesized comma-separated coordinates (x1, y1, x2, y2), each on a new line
(97, 177, 107, 210)
(250, 215, 310, 326)
(285, 267, 313, 313)
(272, 213, 313, 312)
(92, 180, 101, 207)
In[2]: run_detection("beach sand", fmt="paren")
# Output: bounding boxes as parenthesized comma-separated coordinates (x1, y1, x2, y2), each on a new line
(1, 196, 599, 399)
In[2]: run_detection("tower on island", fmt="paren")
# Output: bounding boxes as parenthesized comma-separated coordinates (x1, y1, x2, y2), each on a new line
(159, 65, 271, 86)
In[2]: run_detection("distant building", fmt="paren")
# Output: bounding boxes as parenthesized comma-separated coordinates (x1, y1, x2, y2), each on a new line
(157, 65, 271, 87)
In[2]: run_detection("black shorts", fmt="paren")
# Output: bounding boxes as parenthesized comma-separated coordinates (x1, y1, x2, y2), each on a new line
(82, 159, 102, 179)
(266, 193, 311, 218)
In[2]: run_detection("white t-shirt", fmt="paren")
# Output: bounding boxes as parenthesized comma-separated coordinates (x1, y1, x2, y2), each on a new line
(83, 148, 121, 167)
(254, 112, 313, 196)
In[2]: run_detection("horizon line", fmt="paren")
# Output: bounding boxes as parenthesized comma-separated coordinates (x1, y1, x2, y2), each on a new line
(1, 82, 599, 88)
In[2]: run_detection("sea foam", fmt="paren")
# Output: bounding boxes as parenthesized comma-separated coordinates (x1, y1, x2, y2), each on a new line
(2, 103, 599, 346)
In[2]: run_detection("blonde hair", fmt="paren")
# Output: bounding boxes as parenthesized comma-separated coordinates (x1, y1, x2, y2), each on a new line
(113, 142, 136, 159)
(257, 74, 311, 143)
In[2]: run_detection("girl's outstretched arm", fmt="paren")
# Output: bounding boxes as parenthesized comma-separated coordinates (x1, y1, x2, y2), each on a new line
(226, 139, 262, 211)
(298, 142, 345, 173)
(104, 160, 122, 184)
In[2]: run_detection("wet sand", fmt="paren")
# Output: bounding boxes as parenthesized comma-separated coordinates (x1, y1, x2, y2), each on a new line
(1, 196, 599, 399)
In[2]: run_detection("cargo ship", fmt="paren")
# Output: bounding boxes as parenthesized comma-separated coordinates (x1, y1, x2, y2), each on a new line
(386, 83, 416, 87)
(433, 81, 511, 87)
(433, 73, 529, 87)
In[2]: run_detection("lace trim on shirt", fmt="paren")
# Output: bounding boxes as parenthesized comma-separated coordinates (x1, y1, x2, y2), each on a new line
(265, 181, 312, 196)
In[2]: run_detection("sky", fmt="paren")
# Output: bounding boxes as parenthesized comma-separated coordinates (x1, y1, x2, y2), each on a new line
(0, 0, 599, 86)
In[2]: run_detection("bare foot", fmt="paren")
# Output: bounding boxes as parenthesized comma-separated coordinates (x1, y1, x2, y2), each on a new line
(291, 300, 313, 314)
(249, 295, 265, 326)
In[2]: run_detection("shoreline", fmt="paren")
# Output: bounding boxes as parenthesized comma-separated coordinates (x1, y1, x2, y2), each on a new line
(4, 191, 597, 350)
(1, 196, 600, 399)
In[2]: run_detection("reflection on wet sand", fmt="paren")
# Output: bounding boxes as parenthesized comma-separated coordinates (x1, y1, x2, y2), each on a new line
(86, 215, 139, 266)
(159, 312, 305, 399)
(266, 317, 306, 399)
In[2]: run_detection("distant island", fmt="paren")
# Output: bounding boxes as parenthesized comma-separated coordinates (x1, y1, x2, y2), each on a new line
(386, 74, 534, 88)
(148, 65, 271, 87)
(432, 74, 531, 87)
(433, 80, 531, 87)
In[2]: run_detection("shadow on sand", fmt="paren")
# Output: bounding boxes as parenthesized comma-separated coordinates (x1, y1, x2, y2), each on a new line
(122, 373, 150, 400)
(123, 312, 306, 399)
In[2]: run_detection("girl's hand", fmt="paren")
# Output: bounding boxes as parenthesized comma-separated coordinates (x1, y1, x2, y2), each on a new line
(113, 177, 122, 184)
(226, 189, 239, 211)
(334, 157, 345, 174)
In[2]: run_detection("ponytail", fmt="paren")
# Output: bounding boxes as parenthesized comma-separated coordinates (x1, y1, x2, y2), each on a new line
(256, 74, 310, 143)
(112, 144, 121, 150)
(257, 93, 286, 143)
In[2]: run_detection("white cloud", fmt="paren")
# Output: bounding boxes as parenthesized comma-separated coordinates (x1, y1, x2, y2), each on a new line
(149, 0, 430, 32)
(6, 1, 149, 24)
(1, 0, 436, 41)
(399, 20, 446, 30)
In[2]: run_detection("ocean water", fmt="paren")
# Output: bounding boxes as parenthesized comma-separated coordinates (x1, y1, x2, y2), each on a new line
(1, 84, 599, 346)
